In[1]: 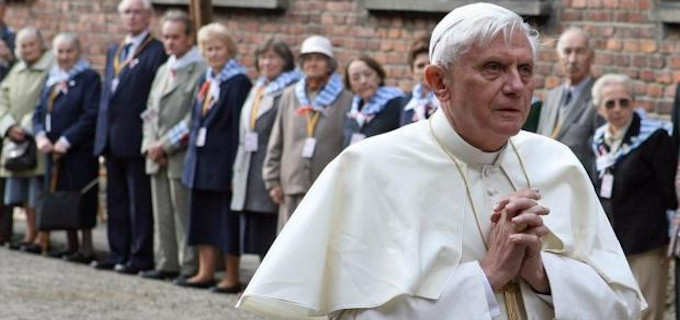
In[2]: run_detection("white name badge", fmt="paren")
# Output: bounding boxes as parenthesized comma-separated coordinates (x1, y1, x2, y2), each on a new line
(245, 132, 258, 152)
(196, 127, 207, 147)
(350, 133, 366, 145)
(45, 113, 51, 133)
(302, 137, 316, 158)
(111, 77, 120, 93)
(600, 173, 614, 199)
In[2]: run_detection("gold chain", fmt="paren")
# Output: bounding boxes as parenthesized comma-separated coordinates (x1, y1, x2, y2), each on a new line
(427, 117, 530, 320)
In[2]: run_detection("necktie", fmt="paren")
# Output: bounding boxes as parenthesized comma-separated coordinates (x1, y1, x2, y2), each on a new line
(120, 43, 132, 61)
(562, 88, 573, 107)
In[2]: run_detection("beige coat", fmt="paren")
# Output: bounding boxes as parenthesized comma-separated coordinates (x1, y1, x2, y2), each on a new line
(141, 59, 207, 179)
(263, 84, 352, 195)
(0, 51, 53, 177)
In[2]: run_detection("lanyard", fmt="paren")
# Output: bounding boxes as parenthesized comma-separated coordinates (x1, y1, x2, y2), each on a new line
(201, 81, 213, 116)
(249, 87, 266, 130)
(306, 111, 321, 138)
(113, 35, 153, 76)
(47, 85, 60, 113)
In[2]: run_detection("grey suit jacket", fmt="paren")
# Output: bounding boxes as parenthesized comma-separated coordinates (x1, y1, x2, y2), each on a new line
(142, 59, 207, 178)
(537, 77, 602, 180)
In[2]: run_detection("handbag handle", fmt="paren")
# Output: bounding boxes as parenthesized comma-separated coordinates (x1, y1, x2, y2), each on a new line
(49, 159, 98, 195)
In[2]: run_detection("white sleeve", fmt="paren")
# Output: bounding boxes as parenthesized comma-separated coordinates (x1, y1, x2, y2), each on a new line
(543, 252, 642, 319)
(337, 261, 496, 320)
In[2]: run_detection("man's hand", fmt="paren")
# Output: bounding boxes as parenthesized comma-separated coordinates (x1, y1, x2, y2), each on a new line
(36, 135, 53, 154)
(482, 209, 528, 291)
(147, 142, 167, 163)
(269, 186, 283, 205)
(492, 189, 551, 293)
(7, 126, 25, 142)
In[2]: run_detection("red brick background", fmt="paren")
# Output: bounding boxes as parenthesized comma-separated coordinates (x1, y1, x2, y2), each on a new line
(4, 0, 677, 115)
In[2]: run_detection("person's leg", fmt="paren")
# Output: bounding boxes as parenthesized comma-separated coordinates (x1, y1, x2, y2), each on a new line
(627, 246, 668, 320)
(150, 169, 178, 273)
(188, 245, 217, 283)
(124, 157, 153, 270)
(102, 156, 131, 265)
(80, 228, 94, 256)
(170, 178, 196, 276)
(0, 177, 12, 244)
(218, 254, 240, 288)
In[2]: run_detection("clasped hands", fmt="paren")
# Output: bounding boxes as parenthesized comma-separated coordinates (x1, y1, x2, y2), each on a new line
(146, 141, 168, 166)
(35, 132, 69, 161)
(481, 189, 551, 294)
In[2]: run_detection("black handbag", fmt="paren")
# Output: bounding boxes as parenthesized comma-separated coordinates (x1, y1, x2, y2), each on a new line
(3, 135, 37, 171)
(37, 161, 98, 231)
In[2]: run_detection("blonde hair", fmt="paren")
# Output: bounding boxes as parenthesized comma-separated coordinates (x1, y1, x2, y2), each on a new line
(52, 32, 81, 54)
(197, 23, 237, 58)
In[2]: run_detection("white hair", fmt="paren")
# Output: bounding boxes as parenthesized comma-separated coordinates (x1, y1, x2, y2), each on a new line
(118, 0, 152, 14)
(429, 3, 539, 67)
(52, 32, 81, 53)
(555, 27, 592, 57)
(591, 74, 634, 107)
(15, 26, 45, 60)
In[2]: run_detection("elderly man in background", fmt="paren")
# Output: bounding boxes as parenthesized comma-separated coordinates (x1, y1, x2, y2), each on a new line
(92, 0, 167, 274)
(537, 27, 602, 180)
(262, 35, 352, 232)
(239, 3, 644, 319)
(139, 10, 204, 281)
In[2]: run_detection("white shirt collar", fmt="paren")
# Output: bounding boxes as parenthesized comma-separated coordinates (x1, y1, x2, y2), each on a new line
(167, 47, 203, 71)
(123, 29, 150, 56)
(430, 110, 504, 166)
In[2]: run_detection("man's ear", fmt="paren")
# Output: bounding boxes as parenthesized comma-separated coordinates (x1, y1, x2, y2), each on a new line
(424, 65, 450, 102)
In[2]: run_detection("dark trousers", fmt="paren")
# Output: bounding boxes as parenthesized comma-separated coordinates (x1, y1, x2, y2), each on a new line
(0, 178, 13, 242)
(105, 155, 153, 269)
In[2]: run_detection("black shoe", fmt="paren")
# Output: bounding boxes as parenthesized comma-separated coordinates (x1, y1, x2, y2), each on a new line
(20, 243, 43, 255)
(140, 270, 179, 281)
(91, 260, 116, 270)
(115, 263, 152, 275)
(64, 252, 96, 264)
(49, 249, 77, 259)
(210, 283, 242, 294)
(174, 277, 215, 289)
(9, 241, 29, 251)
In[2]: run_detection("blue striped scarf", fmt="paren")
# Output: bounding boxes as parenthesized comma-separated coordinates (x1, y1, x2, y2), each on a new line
(592, 109, 673, 174)
(255, 70, 303, 97)
(294, 73, 343, 111)
(45, 58, 90, 88)
(205, 59, 247, 101)
(349, 86, 404, 116)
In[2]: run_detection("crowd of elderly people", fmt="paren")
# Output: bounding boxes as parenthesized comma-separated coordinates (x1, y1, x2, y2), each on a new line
(0, 0, 678, 310)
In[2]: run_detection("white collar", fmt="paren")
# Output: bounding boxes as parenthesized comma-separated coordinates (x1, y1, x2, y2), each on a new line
(124, 29, 149, 47)
(564, 76, 592, 100)
(430, 110, 504, 166)
(168, 47, 203, 71)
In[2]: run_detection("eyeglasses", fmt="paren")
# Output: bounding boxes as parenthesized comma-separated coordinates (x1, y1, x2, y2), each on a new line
(603, 98, 631, 110)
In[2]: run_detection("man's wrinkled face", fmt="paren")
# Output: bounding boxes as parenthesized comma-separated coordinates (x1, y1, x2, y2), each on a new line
(433, 31, 534, 150)
(558, 31, 593, 86)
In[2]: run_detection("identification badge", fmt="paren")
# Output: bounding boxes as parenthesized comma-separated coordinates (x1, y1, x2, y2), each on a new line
(600, 173, 614, 199)
(46, 113, 51, 133)
(111, 77, 120, 92)
(196, 127, 207, 147)
(244, 132, 258, 152)
(302, 137, 316, 158)
(350, 133, 366, 145)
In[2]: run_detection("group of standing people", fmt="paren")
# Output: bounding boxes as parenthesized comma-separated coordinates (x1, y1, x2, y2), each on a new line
(0, 0, 441, 295)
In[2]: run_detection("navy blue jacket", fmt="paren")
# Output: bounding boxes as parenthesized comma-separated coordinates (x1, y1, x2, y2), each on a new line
(33, 69, 101, 188)
(182, 74, 252, 191)
(94, 37, 167, 158)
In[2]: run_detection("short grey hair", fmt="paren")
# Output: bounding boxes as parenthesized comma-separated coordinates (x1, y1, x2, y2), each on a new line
(161, 10, 193, 36)
(15, 26, 46, 60)
(52, 32, 81, 54)
(591, 74, 634, 107)
(118, 0, 152, 14)
(556, 27, 592, 56)
(429, 3, 539, 67)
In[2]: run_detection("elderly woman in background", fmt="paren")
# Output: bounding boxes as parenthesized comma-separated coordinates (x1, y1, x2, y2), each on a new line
(343, 55, 403, 146)
(175, 23, 251, 294)
(33, 33, 100, 263)
(263, 35, 353, 232)
(401, 36, 438, 125)
(0, 26, 52, 253)
(231, 39, 300, 260)
(591, 74, 677, 320)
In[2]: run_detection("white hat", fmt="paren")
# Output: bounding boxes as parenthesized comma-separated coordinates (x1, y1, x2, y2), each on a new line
(300, 35, 333, 58)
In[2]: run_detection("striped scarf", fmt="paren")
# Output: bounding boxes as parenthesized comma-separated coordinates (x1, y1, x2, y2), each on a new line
(295, 73, 343, 111)
(205, 59, 247, 102)
(255, 69, 303, 97)
(592, 109, 673, 175)
(347, 86, 403, 127)
(45, 58, 90, 89)
(403, 83, 439, 121)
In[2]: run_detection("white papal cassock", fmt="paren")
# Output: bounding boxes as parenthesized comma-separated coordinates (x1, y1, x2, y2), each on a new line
(237, 110, 645, 319)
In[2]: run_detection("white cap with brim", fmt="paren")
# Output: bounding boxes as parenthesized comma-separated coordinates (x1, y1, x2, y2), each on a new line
(299, 35, 333, 59)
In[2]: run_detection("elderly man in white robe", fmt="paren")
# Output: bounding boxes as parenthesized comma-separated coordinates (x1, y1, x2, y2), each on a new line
(237, 3, 645, 319)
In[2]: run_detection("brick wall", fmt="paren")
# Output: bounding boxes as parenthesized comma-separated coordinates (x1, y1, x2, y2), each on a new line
(3, 0, 677, 115)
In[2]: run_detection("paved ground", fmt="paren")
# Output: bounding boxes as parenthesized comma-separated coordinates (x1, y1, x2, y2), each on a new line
(0, 217, 272, 320)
